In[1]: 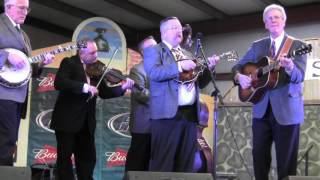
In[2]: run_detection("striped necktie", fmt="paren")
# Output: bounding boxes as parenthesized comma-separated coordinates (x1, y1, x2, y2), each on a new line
(270, 40, 276, 58)
(171, 48, 184, 61)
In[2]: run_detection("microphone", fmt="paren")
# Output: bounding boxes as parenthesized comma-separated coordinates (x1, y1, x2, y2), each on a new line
(194, 32, 203, 57)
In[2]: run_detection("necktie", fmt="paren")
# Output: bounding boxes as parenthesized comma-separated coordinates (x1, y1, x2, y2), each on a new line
(15, 26, 20, 32)
(270, 40, 276, 58)
(171, 48, 184, 61)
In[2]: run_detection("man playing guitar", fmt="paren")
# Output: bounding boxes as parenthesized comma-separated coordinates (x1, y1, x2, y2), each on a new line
(232, 4, 307, 180)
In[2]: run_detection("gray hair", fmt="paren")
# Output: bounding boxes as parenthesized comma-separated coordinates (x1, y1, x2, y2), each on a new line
(4, 0, 15, 6)
(4, 0, 18, 12)
(263, 4, 287, 22)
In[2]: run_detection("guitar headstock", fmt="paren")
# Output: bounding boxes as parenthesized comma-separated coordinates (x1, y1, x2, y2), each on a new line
(220, 50, 238, 62)
(293, 44, 312, 56)
(77, 41, 88, 49)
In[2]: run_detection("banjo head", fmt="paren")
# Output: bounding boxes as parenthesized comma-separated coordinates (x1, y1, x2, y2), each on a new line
(0, 48, 31, 88)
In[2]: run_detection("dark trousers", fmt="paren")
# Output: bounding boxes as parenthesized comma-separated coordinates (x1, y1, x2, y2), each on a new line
(252, 104, 300, 180)
(0, 100, 22, 166)
(55, 123, 96, 180)
(149, 105, 197, 172)
(125, 132, 151, 171)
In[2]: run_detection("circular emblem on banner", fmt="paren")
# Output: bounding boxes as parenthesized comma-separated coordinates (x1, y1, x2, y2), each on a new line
(106, 113, 131, 138)
(35, 109, 54, 133)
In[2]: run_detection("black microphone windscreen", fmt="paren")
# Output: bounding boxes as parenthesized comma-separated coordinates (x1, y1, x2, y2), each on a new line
(196, 32, 203, 39)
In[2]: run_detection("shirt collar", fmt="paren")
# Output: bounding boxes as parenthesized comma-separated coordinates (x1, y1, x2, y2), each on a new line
(162, 40, 181, 51)
(270, 31, 285, 46)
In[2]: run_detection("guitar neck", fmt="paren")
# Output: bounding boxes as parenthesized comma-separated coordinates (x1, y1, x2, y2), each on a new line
(30, 44, 77, 63)
(261, 44, 310, 75)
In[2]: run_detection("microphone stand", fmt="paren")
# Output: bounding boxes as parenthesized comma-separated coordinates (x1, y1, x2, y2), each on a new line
(297, 144, 314, 176)
(197, 39, 225, 180)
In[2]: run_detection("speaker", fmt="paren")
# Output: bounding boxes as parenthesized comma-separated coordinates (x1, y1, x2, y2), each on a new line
(283, 176, 320, 180)
(0, 166, 31, 180)
(125, 171, 213, 180)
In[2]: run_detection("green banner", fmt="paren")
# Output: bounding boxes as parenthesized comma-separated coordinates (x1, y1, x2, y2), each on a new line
(27, 68, 131, 180)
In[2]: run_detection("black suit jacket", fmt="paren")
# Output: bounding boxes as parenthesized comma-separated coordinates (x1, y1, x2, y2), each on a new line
(50, 56, 125, 133)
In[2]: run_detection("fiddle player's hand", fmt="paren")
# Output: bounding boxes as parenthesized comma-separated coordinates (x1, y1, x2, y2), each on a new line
(235, 73, 252, 89)
(179, 59, 196, 71)
(88, 85, 99, 96)
(279, 53, 294, 72)
(121, 78, 135, 90)
(208, 54, 220, 69)
(8, 52, 26, 69)
(42, 53, 55, 65)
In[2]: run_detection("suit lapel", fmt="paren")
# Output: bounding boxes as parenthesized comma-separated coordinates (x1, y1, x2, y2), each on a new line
(160, 42, 176, 64)
(1, 14, 28, 53)
(72, 57, 87, 84)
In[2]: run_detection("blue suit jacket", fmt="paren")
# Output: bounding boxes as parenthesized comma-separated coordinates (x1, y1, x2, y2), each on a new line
(144, 42, 212, 121)
(232, 35, 307, 125)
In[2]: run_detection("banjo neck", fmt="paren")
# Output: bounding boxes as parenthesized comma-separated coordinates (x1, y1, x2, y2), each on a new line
(0, 41, 87, 88)
(29, 44, 81, 63)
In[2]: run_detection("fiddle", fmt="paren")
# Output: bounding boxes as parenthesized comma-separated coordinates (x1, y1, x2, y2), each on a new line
(85, 60, 145, 91)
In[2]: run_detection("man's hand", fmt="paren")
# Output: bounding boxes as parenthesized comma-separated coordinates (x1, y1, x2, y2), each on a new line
(180, 59, 196, 71)
(88, 85, 99, 96)
(121, 78, 135, 90)
(207, 54, 220, 69)
(8, 52, 26, 69)
(279, 53, 294, 72)
(42, 53, 55, 65)
(236, 73, 252, 89)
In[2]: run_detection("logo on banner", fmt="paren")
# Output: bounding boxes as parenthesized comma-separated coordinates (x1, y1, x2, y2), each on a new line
(35, 109, 54, 133)
(36, 73, 56, 92)
(305, 58, 320, 80)
(106, 112, 130, 138)
(32, 145, 75, 165)
(32, 145, 57, 165)
(105, 147, 127, 168)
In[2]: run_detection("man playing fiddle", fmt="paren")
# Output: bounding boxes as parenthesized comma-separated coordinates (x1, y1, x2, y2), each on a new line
(50, 40, 134, 180)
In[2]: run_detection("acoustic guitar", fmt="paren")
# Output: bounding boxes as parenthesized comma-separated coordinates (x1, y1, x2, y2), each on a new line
(238, 43, 312, 104)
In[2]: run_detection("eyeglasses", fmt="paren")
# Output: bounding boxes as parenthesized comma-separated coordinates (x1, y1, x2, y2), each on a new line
(9, 4, 31, 14)
(167, 26, 183, 31)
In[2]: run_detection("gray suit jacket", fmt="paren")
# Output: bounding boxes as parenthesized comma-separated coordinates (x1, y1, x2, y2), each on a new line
(144, 42, 212, 121)
(129, 62, 151, 133)
(0, 13, 32, 103)
(232, 35, 307, 125)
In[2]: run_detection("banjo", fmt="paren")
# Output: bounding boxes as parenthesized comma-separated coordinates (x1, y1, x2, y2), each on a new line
(0, 42, 86, 88)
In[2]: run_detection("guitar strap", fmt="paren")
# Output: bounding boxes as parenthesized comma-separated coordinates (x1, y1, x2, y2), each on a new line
(275, 36, 294, 69)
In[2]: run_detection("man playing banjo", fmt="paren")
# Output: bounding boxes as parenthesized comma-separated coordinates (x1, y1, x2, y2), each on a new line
(0, 0, 54, 166)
